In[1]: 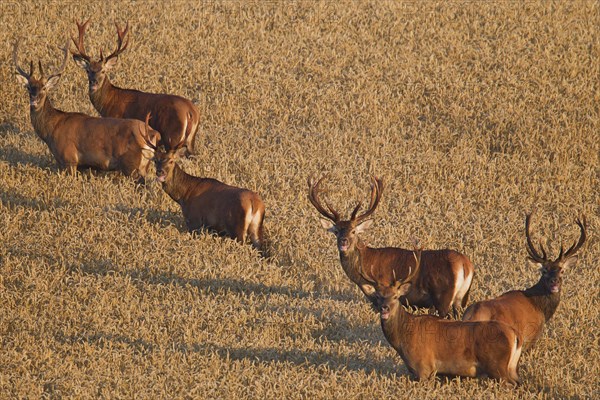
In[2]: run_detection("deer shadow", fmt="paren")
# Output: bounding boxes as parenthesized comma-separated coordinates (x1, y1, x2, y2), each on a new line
(112, 204, 187, 231)
(190, 342, 403, 378)
(53, 329, 403, 379)
(70, 258, 351, 303)
(0, 143, 53, 169)
(0, 187, 72, 210)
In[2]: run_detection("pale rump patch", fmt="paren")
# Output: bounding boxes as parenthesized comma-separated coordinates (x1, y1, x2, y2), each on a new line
(242, 207, 254, 243)
(454, 265, 473, 306)
(180, 115, 188, 144)
(507, 334, 522, 377)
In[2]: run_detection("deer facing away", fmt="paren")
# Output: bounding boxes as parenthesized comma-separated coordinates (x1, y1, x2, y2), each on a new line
(365, 247, 522, 384)
(71, 19, 200, 155)
(308, 176, 474, 317)
(463, 213, 586, 351)
(14, 38, 160, 180)
(140, 129, 267, 256)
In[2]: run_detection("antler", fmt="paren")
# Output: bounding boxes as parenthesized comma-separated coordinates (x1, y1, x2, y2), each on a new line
(560, 216, 586, 260)
(307, 176, 340, 222)
(353, 176, 383, 224)
(13, 38, 33, 81)
(525, 212, 550, 264)
(408, 241, 423, 283)
(139, 113, 157, 150)
(72, 19, 91, 61)
(103, 22, 129, 62)
(47, 39, 70, 80)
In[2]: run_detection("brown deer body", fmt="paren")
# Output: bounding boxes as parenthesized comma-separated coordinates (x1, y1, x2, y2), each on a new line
(140, 133, 266, 255)
(463, 213, 586, 351)
(14, 39, 160, 179)
(367, 249, 522, 384)
(308, 177, 474, 317)
(71, 20, 200, 154)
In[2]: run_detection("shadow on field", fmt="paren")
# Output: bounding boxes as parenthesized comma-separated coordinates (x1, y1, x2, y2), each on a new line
(194, 343, 404, 378)
(72, 259, 353, 303)
(56, 331, 156, 355)
(0, 187, 71, 210)
(54, 330, 403, 378)
(113, 204, 186, 231)
(0, 143, 52, 169)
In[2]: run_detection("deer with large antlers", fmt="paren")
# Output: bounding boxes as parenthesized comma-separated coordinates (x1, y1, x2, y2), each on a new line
(308, 176, 474, 317)
(139, 129, 267, 255)
(365, 247, 522, 384)
(71, 19, 200, 155)
(463, 212, 586, 351)
(13, 38, 160, 179)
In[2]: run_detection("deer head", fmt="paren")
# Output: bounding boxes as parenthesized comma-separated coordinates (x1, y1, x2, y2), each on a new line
(308, 176, 383, 254)
(71, 19, 128, 92)
(139, 115, 186, 183)
(360, 244, 422, 320)
(14, 38, 69, 111)
(525, 212, 586, 294)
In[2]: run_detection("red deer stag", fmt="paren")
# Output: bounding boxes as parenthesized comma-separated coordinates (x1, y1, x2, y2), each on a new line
(365, 247, 522, 384)
(139, 130, 267, 255)
(308, 176, 474, 317)
(13, 38, 160, 180)
(463, 212, 586, 351)
(71, 19, 200, 155)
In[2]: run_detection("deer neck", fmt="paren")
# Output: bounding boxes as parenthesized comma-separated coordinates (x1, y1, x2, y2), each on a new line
(160, 163, 197, 203)
(339, 241, 369, 285)
(380, 305, 413, 360)
(89, 78, 121, 117)
(29, 98, 63, 142)
(523, 281, 561, 322)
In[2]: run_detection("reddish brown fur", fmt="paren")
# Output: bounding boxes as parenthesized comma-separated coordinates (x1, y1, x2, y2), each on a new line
(71, 19, 200, 154)
(369, 250, 522, 384)
(14, 39, 160, 180)
(141, 132, 267, 255)
(308, 176, 474, 317)
(463, 213, 586, 350)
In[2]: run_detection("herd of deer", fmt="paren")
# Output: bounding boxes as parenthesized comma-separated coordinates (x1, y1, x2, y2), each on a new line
(13, 21, 587, 387)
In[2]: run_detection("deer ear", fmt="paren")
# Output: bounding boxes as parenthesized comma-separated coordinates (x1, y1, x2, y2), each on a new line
(16, 74, 29, 87)
(45, 75, 61, 91)
(355, 219, 373, 234)
(397, 282, 412, 296)
(320, 219, 335, 231)
(174, 145, 188, 158)
(562, 255, 578, 269)
(104, 57, 118, 70)
(141, 148, 155, 160)
(72, 55, 90, 70)
(527, 258, 543, 270)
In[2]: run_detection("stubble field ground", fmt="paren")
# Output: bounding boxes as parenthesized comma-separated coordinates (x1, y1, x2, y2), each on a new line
(0, 1, 598, 398)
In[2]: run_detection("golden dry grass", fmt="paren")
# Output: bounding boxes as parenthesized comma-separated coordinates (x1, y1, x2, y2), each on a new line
(0, 1, 598, 398)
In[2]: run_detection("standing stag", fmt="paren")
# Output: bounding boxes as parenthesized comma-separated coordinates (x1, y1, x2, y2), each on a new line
(13, 38, 160, 180)
(140, 129, 267, 255)
(71, 19, 200, 155)
(308, 176, 474, 317)
(365, 247, 522, 384)
(463, 212, 586, 350)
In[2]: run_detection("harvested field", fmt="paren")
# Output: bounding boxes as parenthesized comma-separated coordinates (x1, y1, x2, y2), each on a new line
(0, 1, 598, 398)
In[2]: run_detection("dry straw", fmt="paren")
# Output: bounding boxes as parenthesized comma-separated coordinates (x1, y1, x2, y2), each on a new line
(0, 1, 598, 398)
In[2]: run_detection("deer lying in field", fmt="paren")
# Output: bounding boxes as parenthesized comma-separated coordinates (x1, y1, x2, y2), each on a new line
(140, 129, 267, 255)
(308, 176, 474, 317)
(14, 38, 160, 180)
(463, 213, 586, 351)
(71, 19, 200, 155)
(365, 247, 522, 384)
